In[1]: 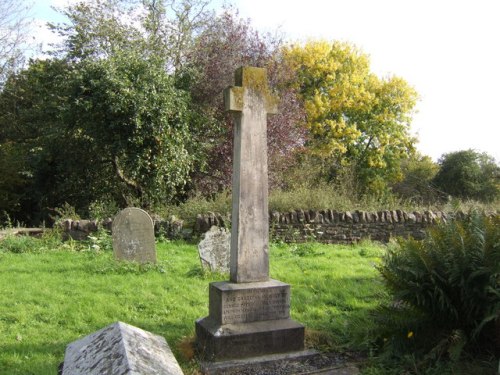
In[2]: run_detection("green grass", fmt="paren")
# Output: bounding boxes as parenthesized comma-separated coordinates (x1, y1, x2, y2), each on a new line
(0, 235, 386, 374)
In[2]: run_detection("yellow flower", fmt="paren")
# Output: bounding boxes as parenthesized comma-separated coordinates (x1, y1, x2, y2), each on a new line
(407, 331, 414, 339)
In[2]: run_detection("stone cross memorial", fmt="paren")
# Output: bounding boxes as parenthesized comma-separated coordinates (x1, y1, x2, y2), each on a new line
(112, 207, 156, 264)
(196, 67, 305, 362)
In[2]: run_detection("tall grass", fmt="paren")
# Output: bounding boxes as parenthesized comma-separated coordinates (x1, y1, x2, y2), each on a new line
(162, 184, 499, 226)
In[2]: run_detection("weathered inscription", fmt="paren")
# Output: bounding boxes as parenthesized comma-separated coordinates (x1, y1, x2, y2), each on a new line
(216, 285, 290, 324)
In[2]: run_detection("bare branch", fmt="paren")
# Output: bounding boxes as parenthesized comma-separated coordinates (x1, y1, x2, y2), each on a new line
(0, 0, 32, 87)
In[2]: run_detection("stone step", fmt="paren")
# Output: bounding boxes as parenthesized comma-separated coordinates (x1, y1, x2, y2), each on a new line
(196, 317, 305, 361)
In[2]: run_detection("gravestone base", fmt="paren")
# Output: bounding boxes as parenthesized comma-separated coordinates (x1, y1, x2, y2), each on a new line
(196, 279, 305, 361)
(199, 350, 322, 375)
(196, 317, 304, 361)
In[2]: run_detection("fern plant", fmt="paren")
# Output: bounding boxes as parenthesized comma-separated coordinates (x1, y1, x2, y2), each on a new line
(376, 212, 499, 363)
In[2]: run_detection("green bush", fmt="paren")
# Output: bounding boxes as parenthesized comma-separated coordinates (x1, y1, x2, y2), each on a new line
(375, 213, 499, 366)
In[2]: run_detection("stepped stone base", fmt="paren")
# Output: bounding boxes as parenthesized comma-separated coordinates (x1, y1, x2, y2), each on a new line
(196, 317, 304, 361)
(196, 279, 305, 361)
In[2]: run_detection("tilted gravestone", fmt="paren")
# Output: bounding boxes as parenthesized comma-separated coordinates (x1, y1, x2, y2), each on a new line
(196, 67, 305, 361)
(60, 321, 183, 375)
(198, 226, 231, 273)
(112, 207, 156, 263)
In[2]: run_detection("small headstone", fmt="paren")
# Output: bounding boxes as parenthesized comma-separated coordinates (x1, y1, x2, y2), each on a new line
(61, 321, 183, 375)
(112, 207, 156, 263)
(198, 226, 230, 273)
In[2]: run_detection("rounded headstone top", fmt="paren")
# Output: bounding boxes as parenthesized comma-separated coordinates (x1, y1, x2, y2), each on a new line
(112, 207, 156, 263)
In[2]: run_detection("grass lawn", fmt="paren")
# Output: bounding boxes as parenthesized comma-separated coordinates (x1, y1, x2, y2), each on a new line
(0, 235, 386, 374)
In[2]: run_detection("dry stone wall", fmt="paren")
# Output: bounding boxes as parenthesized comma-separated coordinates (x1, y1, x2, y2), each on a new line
(59, 210, 475, 244)
(195, 210, 455, 244)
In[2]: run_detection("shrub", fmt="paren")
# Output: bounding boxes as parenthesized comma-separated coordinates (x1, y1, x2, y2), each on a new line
(375, 212, 499, 365)
(433, 150, 500, 203)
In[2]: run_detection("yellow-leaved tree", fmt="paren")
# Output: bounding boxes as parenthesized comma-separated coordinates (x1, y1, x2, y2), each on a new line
(283, 40, 418, 194)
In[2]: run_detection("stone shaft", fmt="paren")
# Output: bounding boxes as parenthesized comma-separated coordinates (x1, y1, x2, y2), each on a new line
(225, 67, 278, 283)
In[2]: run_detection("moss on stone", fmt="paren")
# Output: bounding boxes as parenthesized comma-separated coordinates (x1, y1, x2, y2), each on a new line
(233, 66, 278, 114)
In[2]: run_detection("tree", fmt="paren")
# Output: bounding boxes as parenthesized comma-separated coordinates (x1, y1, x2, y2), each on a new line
(0, 142, 28, 223)
(63, 50, 198, 208)
(51, 0, 212, 72)
(183, 8, 306, 193)
(392, 153, 439, 203)
(0, 58, 72, 224)
(433, 150, 499, 202)
(283, 40, 418, 193)
(50, 0, 142, 61)
(0, 53, 199, 222)
(142, 0, 213, 72)
(0, 0, 32, 87)
(0, 0, 212, 223)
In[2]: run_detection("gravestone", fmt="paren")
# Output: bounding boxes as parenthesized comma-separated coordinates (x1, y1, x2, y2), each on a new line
(60, 321, 183, 375)
(112, 207, 156, 263)
(198, 226, 231, 273)
(196, 67, 305, 362)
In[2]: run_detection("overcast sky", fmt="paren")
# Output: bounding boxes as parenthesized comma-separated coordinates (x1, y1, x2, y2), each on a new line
(30, 0, 500, 162)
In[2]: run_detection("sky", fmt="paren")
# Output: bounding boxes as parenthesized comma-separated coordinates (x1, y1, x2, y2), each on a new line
(29, 0, 500, 162)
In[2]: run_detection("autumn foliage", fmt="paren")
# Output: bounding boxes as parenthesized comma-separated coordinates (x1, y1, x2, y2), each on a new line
(283, 40, 418, 193)
(1, 0, 495, 225)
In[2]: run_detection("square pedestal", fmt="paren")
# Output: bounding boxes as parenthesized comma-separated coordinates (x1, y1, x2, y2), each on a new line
(196, 279, 305, 361)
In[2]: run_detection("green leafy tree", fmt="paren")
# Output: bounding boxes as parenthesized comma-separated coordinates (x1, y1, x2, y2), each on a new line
(0, 54, 198, 221)
(51, 0, 211, 71)
(0, 59, 72, 224)
(64, 50, 197, 208)
(0, 0, 212, 223)
(50, 0, 141, 61)
(433, 150, 499, 202)
(392, 153, 439, 203)
(283, 40, 418, 194)
(0, 142, 28, 222)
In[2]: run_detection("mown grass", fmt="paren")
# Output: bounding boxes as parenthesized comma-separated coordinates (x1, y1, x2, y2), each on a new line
(0, 234, 386, 374)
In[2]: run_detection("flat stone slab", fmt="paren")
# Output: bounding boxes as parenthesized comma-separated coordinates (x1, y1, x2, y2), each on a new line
(61, 321, 183, 375)
(199, 350, 359, 375)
